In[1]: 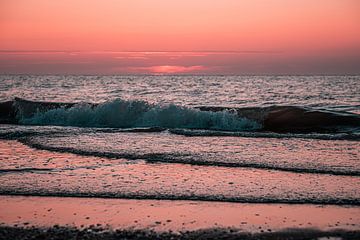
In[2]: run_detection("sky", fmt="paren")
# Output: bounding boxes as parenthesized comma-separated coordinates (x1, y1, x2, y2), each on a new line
(0, 0, 359, 74)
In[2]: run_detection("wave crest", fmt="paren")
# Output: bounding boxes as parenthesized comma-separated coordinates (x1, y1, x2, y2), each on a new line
(2, 98, 359, 133)
(18, 99, 260, 131)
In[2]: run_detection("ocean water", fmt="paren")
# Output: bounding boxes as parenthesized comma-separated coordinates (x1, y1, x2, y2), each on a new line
(1, 75, 360, 112)
(0, 75, 359, 205)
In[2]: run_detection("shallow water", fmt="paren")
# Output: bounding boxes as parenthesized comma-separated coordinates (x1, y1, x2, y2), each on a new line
(0, 140, 359, 205)
(19, 130, 360, 175)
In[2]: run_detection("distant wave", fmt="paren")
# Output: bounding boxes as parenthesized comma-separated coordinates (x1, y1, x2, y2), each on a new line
(1, 98, 360, 134)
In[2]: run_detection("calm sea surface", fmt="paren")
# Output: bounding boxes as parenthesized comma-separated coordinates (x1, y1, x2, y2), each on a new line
(1, 75, 359, 112)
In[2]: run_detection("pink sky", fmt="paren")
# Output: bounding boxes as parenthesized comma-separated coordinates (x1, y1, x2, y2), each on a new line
(1, 0, 359, 74)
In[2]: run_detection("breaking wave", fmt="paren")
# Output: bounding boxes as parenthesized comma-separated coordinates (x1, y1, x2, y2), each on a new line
(15, 98, 260, 131)
(1, 98, 360, 134)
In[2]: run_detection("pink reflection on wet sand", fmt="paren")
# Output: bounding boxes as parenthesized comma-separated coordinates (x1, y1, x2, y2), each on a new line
(0, 196, 359, 233)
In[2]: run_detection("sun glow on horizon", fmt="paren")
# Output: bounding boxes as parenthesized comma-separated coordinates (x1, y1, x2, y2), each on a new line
(0, 0, 359, 74)
(134, 65, 206, 74)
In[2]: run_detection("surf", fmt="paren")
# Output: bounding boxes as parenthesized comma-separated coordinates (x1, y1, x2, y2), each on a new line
(1, 97, 359, 134)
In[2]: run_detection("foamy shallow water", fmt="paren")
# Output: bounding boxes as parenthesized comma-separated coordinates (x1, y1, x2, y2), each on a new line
(0, 140, 359, 205)
(20, 130, 360, 175)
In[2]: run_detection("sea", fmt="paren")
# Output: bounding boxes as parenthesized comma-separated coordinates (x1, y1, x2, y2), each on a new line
(0, 75, 359, 205)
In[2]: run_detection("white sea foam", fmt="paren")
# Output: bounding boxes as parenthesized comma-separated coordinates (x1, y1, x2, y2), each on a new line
(19, 99, 261, 131)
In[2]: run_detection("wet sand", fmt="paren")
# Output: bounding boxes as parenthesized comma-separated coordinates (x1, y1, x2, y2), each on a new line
(0, 195, 360, 239)
(1, 195, 359, 232)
